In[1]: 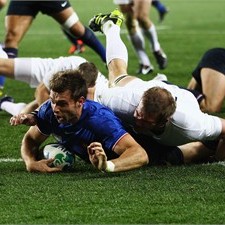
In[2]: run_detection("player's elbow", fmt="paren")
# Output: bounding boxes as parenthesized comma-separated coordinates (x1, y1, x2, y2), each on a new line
(124, 147, 149, 171)
(139, 149, 149, 166)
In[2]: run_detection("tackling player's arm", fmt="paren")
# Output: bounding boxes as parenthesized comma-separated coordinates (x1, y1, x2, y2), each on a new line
(21, 126, 62, 173)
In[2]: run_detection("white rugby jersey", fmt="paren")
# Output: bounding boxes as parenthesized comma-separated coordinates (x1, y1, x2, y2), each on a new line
(95, 78, 222, 146)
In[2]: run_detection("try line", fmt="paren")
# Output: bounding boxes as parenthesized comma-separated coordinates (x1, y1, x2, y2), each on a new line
(0, 158, 23, 163)
(1, 158, 225, 167)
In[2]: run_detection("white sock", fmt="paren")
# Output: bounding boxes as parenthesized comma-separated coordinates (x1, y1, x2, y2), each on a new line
(1, 101, 27, 116)
(103, 21, 128, 66)
(144, 24, 160, 52)
(130, 31, 151, 66)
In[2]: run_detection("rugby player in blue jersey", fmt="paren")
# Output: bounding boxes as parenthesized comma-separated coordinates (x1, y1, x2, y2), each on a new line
(16, 70, 149, 173)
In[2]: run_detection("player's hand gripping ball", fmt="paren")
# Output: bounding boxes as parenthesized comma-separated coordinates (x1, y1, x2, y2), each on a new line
(43, 144, 74, 170)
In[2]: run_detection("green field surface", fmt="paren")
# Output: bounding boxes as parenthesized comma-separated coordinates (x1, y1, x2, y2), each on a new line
(1, 0, 225, 224)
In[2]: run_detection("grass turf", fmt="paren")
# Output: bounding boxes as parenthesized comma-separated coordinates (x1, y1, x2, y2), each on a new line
(1, 0, 225, 224)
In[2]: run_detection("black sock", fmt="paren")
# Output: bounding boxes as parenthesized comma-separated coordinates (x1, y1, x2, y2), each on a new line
(80, 27, 106, 63)
(3, 47, 18, 58)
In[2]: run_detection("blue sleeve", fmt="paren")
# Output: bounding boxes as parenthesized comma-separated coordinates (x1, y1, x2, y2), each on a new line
(36, 101, 53, 135)
(89, 108, 127, 151)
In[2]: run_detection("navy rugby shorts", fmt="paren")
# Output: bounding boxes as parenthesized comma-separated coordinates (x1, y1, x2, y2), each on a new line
(192, 48, 225, 86)
(7, 0, 71, 17)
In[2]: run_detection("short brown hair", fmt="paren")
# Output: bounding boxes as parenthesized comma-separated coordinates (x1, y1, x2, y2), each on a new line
(49, 69, 87, 100)
(78, 62, 98, 87)
(142, 87, 176, 122)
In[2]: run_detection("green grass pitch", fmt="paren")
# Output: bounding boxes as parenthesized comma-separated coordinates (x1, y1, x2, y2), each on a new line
(1, 0, 225, 224)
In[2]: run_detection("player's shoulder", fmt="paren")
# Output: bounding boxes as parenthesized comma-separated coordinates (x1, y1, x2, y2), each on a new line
(85, 99, 116, 117)
(85, 99, 111, 110)
(38, 100, 53, 117)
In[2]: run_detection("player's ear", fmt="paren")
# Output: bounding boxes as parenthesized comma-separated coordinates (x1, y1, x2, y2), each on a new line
(78, 96, 85, 105)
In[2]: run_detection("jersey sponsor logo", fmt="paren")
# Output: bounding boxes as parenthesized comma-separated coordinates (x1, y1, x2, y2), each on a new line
(61, 1, 67, 7)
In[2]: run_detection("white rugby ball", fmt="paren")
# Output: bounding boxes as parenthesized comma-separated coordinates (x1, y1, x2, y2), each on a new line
(43, 143, 74, 170)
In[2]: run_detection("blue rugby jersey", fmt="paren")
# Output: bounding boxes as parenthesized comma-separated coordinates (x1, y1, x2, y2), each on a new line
(36, 99, 127, 161)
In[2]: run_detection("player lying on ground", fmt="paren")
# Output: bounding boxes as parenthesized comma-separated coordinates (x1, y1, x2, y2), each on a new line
(87, 9, 225, 164)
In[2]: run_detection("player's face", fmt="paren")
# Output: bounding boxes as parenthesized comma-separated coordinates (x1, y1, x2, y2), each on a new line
(134, 101, 168, 130)
(50, 90, 84, 124)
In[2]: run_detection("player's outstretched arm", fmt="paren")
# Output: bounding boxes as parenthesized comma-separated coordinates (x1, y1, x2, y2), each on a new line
(88, 135, 149, 172)
(21, 126, 62, 173)
(112, 134, 149, 172)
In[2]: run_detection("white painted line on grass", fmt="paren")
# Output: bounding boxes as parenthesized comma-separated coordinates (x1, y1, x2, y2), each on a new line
(214, 161, 225, 167)
(0, 158, 23, 163)
(1, 158, 225, 167)
(204, 161, 225, 167)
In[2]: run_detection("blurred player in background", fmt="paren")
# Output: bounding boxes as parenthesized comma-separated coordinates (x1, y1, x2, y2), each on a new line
(0, 0, 106, 95)
(65, 34, 85, 54)
(0, 0, 7, 96)
(152, 0, 168, 23)
(187, 48, 225, 113)
(67, 0, 169, 56)
(0, 0, 6, 9)
(113, 0, 167, 75)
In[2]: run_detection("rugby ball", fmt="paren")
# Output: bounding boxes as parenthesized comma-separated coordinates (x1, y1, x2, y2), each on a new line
(43, 143, 74, 170)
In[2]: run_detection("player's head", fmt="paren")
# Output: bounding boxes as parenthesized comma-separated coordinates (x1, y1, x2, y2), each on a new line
(78, 62, 98, 87)
(49, 70, 88, 124)
(134, 87, 176, 129)
(49, 69, 87, 100)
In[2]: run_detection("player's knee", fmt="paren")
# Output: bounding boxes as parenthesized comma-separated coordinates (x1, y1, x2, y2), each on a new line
(182, 147, 201, 164)
(182, 142, 215, 164)
(165, 147, 184, 165)
(4, 30, 21, 46)
(62, 12, 79, 30)
(126, 19, 138, 34)
(140, 150, 149, 166)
